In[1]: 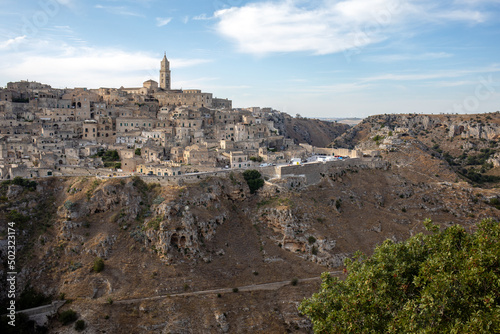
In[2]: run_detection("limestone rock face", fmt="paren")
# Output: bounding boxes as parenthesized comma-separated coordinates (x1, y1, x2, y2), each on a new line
(138, 178, 238, 264)
(141, 207, 227, 264)
(57, 180, 142, 220)
(257, 207, 343, 267)
(488, 153, 500, 167)
(7, 184, 24, 199)
(88, 182, 142, 216)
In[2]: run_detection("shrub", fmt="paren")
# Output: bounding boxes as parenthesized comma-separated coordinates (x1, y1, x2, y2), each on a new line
(18, 286, 52, 309)
(75, 319, 85, 331)
(489, 198, 500, 210)
(59, 309, 77, 325)
(250, 156, 263, 162)
(300, 219, 500, 333)
(232, 288, 239, 293)
(312, 246, 318, 255)
(372, 135, 385, 143)
(11, 176, 37, 190)
(291, 278, 299, 286)
(93, 257, 104, 273)
(146, 216, 162, 230)
(99, 149, 120, 162)
(7, 210, 29, 224)
(308, 236, 316, 244)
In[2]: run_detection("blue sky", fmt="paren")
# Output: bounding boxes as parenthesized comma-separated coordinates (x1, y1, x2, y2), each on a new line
(1, 0, 500, 118)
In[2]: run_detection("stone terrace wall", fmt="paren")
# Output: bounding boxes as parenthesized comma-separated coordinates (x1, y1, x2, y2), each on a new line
(278, 158, 388, 185)
(139, 170, 232, 186)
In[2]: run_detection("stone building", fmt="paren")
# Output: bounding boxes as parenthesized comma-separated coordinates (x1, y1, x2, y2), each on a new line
(229, 151, 250, 169)
(160, 52, 171, 90)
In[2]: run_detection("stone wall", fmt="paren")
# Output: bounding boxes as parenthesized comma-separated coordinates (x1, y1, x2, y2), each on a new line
(277, 158, 388, 185)
(298, 144, 362, 158)
(139, 170, 232, 186)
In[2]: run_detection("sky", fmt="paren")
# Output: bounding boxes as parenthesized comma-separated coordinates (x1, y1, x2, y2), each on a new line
(1, 0, 500, 118)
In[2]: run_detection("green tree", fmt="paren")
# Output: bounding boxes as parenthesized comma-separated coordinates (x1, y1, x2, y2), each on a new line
(242, 169, 264, 194)
(93, 257, 104, 273)
(299, 219, 500, 333)
(135, 148, 141, 156)
(249, 156, 263, 162)
(99, 149, 120, 162)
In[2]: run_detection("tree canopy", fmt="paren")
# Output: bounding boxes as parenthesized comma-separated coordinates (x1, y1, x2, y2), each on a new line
(299, 219, 500, 333)
(242, 169, 264, 194)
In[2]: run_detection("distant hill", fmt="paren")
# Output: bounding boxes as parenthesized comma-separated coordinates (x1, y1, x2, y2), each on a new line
(316, 117, 363, 126)
(332, 112, 500, 187)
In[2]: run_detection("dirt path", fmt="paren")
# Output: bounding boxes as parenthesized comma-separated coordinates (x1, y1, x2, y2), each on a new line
(114, 271, 343, 305)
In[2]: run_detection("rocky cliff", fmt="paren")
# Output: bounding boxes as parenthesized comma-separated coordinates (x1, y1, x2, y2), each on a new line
(334, 112, 500, 186)
(270, 112, 351, 147)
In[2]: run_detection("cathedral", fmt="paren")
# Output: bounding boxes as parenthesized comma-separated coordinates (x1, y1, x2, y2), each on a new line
(123, 53, 232, 109)
(153, 53, 232, 109)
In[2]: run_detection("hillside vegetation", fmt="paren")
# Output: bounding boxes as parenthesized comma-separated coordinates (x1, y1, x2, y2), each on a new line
(300, 219, 500, 333)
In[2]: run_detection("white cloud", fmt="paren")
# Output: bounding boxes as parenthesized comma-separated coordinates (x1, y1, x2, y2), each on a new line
(193, 13, 211, 20)
(55, 0, 76, 7)
(171, 58, 212, 68)
(0, 39, 213, 88)
(294, 82, 373, 94)
(94, 4, 145, 17)
(214, 0, 492, 56)
(0, 36, 26, 50)
(360, 65, 500, 82)
(367, 52, 454, 62)
(156, 17, 172, 27)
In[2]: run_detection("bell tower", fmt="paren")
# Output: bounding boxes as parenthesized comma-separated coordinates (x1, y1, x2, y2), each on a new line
(160, 52, 171, 90)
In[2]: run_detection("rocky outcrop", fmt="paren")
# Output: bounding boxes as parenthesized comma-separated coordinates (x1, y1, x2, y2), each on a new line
(58, 180, 142, 221)
(141, 205, 227, 264)
(257, 207, 344, 267)
(6, 184, 24, 199)
(271, 112, 350, 147)
(336, 113, 500, 148)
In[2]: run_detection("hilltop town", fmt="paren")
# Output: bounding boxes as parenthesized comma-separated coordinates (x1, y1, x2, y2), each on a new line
(0, 54, 365, 180)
